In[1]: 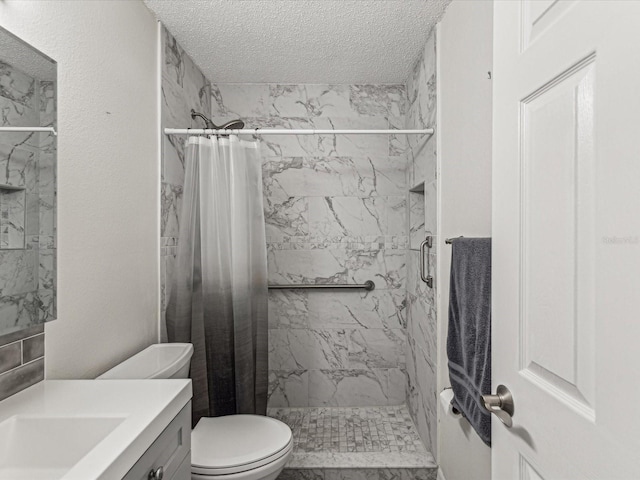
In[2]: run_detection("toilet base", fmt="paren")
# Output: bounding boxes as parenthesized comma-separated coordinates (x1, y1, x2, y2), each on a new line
(192, 469, 282, 480)
(191, 444, 290, 480)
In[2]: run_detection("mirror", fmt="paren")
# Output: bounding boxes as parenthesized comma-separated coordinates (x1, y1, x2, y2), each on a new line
(0, 26, 57, 336)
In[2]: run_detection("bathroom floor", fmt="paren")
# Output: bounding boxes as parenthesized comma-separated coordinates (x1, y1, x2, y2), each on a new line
(269, 405, 437, 479)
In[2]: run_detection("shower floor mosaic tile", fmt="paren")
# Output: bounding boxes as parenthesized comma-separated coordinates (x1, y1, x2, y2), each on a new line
(269, 406, 437, 479)
(269, 405, 425, 454)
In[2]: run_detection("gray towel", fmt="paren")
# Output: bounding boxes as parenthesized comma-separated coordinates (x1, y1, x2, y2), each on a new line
(447, 237, 492, 446)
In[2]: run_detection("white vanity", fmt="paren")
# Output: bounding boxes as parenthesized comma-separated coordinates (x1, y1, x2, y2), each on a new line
(0, 380, 192, 480)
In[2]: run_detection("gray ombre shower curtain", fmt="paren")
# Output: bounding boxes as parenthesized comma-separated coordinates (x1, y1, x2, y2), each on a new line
(166, 135, 268, 424)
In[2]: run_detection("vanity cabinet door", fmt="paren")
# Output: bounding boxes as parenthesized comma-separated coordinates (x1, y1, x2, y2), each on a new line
(123, 402, 191, 480)
(170, 453, 191, 480)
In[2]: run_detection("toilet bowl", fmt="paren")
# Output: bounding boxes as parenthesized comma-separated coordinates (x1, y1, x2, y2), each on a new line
(98, 343, 292, 480)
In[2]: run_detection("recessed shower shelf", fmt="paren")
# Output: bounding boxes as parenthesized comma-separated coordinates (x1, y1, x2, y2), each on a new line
(409, 181, 425, 193)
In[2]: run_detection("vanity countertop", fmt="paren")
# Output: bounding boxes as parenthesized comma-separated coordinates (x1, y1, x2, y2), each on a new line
(0, 379, 192, 480)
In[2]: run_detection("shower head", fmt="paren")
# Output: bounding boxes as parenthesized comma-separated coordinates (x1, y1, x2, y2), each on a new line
(190, 109, 244, 132)
(219, 119, 245, 130)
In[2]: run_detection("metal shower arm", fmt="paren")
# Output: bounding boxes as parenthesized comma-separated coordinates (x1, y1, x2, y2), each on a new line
(190, 109, 215, 129)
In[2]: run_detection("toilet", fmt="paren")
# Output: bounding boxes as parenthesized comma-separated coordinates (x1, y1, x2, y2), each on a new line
(98, 343, 292, 480)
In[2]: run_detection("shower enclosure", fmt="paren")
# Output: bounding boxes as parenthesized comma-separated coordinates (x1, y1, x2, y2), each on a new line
(160, 25, 438, 479)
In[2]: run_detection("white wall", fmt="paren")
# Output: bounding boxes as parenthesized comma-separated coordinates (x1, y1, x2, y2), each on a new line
(0, 1, 160, 378)
(436, 1, 493, 479)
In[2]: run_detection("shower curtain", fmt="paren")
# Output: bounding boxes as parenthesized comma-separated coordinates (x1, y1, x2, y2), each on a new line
(166, 135, 268, 424)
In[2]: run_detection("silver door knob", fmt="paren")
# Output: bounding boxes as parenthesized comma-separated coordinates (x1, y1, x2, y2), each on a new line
(481, 384, 514, 427)
(148, 466, 164, 480)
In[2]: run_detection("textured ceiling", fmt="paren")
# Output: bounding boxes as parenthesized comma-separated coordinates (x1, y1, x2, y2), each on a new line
(144, 0, 450, 84)
(0, 26, 56, 80)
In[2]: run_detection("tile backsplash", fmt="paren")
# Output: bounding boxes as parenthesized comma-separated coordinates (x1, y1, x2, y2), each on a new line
(0, 324, 44, 401)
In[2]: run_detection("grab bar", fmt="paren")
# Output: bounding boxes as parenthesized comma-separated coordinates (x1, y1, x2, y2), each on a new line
(420, 236, 434, 288)
(269, 280, 375, 291)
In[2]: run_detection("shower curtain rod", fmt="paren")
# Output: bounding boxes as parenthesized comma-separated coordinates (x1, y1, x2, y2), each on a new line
(164, 127, 434, 136)
(0, 126, 58, 136)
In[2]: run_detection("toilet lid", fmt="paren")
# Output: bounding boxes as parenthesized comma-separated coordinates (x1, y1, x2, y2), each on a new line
(191, 415, 292, 474)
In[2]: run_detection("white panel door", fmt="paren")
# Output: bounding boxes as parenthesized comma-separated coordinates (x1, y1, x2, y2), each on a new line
(492, 1, 640, 478)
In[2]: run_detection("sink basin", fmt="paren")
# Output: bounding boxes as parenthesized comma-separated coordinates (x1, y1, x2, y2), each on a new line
(0, 415, 126, 479)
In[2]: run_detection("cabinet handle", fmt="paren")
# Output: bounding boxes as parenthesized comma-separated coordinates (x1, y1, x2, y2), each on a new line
(148, 466, 164, 480)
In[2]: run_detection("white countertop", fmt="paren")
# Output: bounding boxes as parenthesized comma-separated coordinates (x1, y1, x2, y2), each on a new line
(0, 379, 192, 480)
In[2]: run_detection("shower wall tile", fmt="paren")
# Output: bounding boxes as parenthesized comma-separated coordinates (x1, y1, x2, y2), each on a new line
(267, 248, 349, 285)
(0, 61, 35, 107)
(0, 144, 36, 189)
(161, 26, 211, 188)
(308, 368, 405, 407)
(38, 251, 55, 291)
(407, 252, 437, 362)
(349, 85, 407, 118)
(211, 84, 270, 118)
(389, 117, 409, 157)
(411, 135, 437, 187)
(406, 337, 438, 455)
(0, 189, 25, 248)
(208, 82, 409, 408)
(404, 30, 438, 454)
(269, 328, 350, 371)
(0, 250, 37, 296)
(0, 96, 37, 129)
(39, 81, 55, 128)
(206, 80, 408, 407)
(270, 84, 352, 118)
(161, 182, 182, 239)
(308, 289, 404, 330)
(308, 197, 390, 239)
(268, 369, 309, 407)
(268, 290, 309, 329)
(265, 196, 308, 241)
(348, 328, 405, 369)
(348, 250, 406, 290)
(263, 155, 405, 199)
(237, 116, 389, 159)
(424, 181, 437, 235)
(409, 192, 426, 250)
(38, 153, 55, 197)
(264, 84, 406, 120)
(38, 196, 55, 238)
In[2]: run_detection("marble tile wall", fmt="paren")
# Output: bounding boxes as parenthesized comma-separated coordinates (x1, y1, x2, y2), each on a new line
(160, 26, 211, 339)
(209, 83, 409, 408)
(403, 33, 438, 454)
(0, 60, 56, 399)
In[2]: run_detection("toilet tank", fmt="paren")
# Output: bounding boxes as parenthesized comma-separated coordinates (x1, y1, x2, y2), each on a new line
(97, 343, 193, 380)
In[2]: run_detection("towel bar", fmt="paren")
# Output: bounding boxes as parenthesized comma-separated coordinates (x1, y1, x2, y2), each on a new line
(445, 236, 464, 244)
